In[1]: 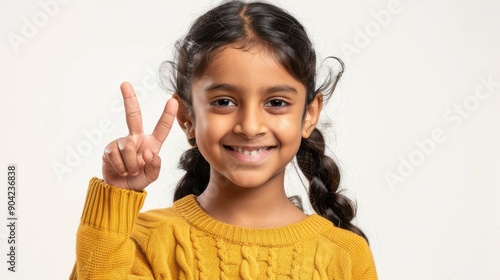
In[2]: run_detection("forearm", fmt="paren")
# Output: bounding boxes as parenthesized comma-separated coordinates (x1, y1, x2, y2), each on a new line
(71, 178, 152, 279)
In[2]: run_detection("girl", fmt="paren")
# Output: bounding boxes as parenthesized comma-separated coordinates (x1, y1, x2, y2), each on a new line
(70, 1, 377, 279)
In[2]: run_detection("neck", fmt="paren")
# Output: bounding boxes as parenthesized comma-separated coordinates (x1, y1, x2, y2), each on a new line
(197, 172, 306, 228)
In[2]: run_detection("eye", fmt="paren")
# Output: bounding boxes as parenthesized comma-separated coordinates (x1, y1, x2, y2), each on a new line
(211, 99, 236, 107)
(265, 99, 289, 108)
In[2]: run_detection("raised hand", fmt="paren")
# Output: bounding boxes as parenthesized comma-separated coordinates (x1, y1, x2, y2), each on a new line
(101, 82, 178, 191)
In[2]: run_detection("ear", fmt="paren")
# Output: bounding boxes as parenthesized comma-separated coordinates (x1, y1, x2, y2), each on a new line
(173, 93, 195, 139)
(301, 93, 323, 138)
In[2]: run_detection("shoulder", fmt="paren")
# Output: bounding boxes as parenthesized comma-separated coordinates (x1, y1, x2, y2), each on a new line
(130, 201, 193, 258)
(298, 214, 373, 260)
(132, 194, 200, 236)
(313, 215, 378, 279)
(136, 207, 186, 229)
(320, 222, 371, 257)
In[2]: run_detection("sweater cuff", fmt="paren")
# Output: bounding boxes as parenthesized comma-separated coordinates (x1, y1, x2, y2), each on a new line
(80, 177, 146, 234)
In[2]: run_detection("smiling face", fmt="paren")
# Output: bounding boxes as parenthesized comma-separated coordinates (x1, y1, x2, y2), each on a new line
(185, 45, 320, 190)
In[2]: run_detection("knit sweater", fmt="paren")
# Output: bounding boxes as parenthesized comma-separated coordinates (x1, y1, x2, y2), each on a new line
(70, 177, 378, 279)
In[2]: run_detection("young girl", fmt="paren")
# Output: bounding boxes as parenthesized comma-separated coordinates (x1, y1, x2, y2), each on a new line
(70, 1, 377, 279)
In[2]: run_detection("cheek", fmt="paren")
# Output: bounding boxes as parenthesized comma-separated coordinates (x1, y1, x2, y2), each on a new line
(272, 115, 303, 144)
(193, 111, 227, 146)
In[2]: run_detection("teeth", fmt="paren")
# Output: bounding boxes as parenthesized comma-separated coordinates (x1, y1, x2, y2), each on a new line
(232, 147, 269, 156)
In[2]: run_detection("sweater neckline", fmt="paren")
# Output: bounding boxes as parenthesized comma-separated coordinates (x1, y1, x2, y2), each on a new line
(173, 194, 333, 246)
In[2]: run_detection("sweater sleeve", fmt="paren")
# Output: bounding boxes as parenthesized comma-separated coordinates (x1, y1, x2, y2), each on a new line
(69, 177, 154, 279)
(352, 238, 378, 280)
(324, 227, 378, 280)
(338, 234, 378, 280)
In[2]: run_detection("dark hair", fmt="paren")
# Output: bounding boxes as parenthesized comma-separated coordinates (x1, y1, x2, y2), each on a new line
(162, 0, 367, 242)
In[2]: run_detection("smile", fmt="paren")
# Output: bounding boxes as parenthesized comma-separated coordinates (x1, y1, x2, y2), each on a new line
(225, 146, 275, 156)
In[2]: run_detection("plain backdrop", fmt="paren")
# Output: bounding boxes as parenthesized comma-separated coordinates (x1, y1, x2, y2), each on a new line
(1, 0, 499, 279)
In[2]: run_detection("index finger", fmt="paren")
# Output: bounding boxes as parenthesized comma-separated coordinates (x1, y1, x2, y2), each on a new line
(120, 82, 144, 135)
(151, 97, 178, 144)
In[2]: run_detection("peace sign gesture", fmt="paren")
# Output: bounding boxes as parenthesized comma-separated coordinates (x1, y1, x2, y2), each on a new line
(102, 82, 178, 191)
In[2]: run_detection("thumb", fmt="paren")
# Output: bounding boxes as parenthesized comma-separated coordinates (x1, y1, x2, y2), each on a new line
(143, 149, 161, 183)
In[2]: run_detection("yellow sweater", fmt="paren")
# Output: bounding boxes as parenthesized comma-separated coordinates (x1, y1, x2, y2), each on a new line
(70, 178, 378, 279)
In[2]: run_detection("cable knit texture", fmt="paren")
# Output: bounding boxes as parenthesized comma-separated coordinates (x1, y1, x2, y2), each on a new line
(70, 177, 378, 279)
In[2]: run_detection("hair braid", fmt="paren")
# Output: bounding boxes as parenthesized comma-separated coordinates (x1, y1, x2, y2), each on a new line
(296, 128, 368, 243)
(173, 147, 210, 201)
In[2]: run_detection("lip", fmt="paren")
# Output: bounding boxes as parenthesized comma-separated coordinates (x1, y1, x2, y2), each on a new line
(224, 145, 276, 163)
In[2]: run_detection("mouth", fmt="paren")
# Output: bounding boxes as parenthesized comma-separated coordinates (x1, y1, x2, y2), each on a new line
(224, 146, 275, 156)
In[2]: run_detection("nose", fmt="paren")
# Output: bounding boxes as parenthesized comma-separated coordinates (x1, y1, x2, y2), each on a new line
(233, 104, 268, 139)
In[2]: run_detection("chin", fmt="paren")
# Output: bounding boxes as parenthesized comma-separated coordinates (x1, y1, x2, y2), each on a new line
(224, 172, 283, 189)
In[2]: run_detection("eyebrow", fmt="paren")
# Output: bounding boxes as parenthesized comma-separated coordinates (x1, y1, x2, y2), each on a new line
(204, 83, 298, 94)
(204, 83, 242, 93)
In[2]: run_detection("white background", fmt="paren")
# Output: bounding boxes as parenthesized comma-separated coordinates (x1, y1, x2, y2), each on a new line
(1, 0, 499, 279)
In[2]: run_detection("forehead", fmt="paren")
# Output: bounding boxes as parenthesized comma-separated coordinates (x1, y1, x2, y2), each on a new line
(195, 45, 305, 93)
